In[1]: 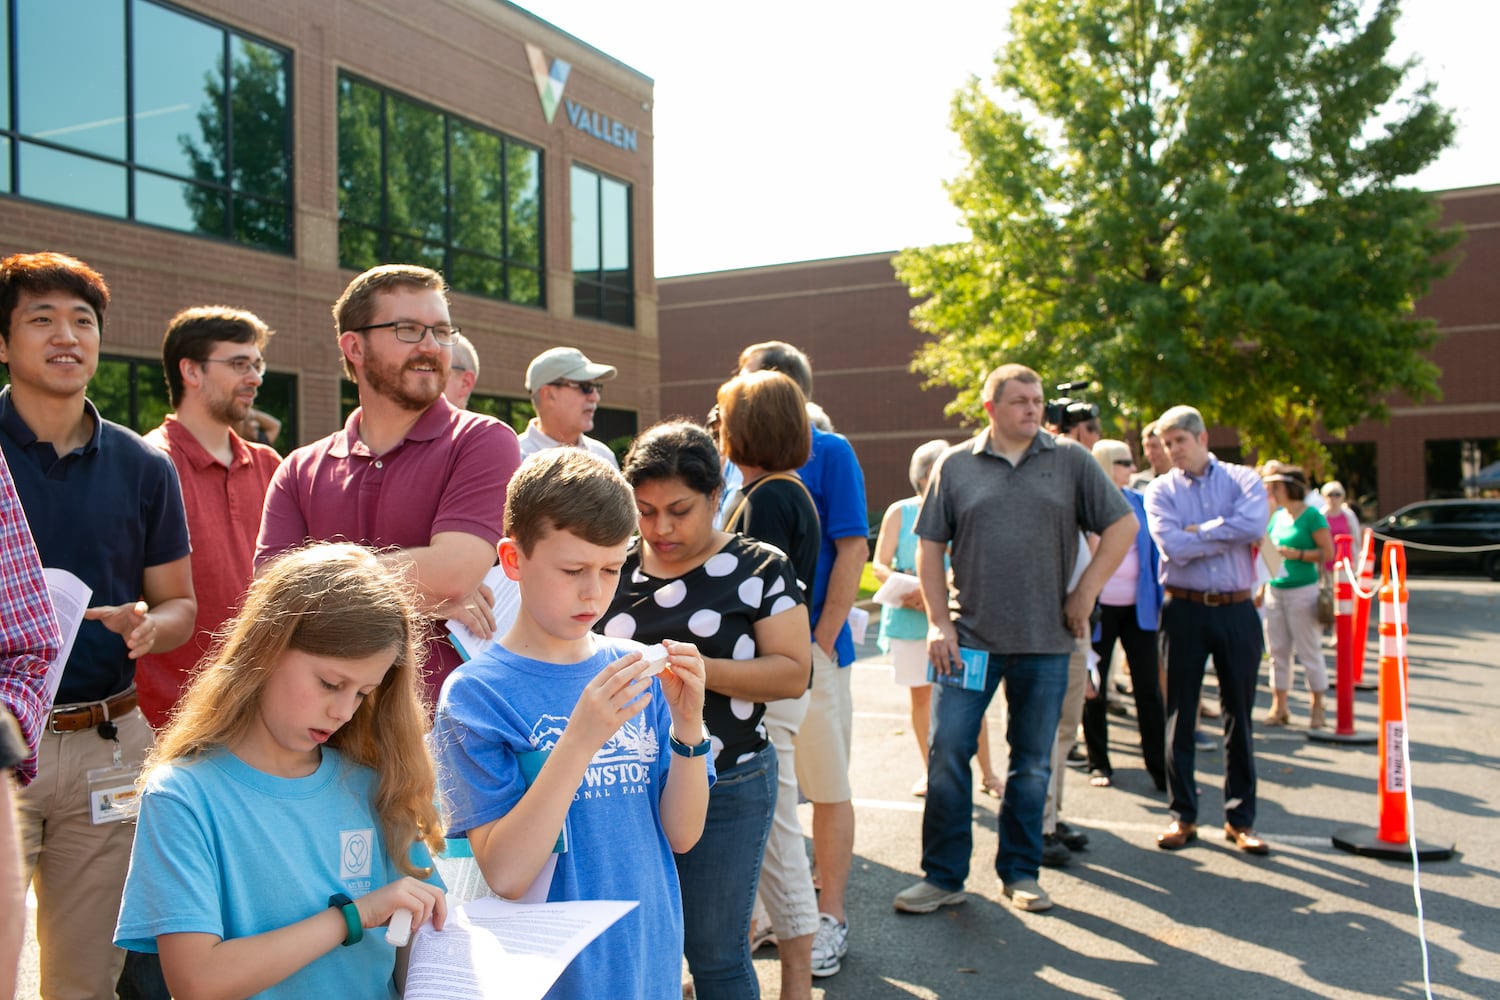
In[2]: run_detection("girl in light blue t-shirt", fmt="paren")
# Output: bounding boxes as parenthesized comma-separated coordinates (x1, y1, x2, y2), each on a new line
(115, 543, 447, 999)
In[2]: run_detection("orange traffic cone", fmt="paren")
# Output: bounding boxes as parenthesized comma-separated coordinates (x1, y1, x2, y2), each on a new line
(1310, 534, 1374, 746)
(1332, 542, 1453, 860)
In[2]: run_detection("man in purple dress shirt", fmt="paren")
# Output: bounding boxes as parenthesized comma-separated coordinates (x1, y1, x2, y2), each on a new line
(1144, 405, 1272, 854)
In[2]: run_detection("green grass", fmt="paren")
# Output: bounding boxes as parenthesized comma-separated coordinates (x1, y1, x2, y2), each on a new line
(858, 562, 879, 601)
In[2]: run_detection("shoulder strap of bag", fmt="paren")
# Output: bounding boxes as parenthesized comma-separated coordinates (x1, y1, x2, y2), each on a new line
(725, 472, 817, 535)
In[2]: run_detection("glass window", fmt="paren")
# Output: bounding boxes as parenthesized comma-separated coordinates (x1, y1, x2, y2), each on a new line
(1, 0, 292, 253)
(133, 2, 223, 181)
(571, 164, 634, 327)
(19, 144, 127, 217)
(17, 0, 126, 159)
(337, 74, 545, 307)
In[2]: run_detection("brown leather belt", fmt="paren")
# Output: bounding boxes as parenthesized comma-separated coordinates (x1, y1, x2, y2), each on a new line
(49, 687, 138, 734)
(1166, 587, 1252, 607)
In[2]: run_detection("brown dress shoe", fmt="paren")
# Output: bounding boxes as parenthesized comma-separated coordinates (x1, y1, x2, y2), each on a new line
(1224, 824, 1270, 854)
(1156, 821, 1197, 850)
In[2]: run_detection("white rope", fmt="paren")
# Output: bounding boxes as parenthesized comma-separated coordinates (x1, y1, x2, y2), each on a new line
(1368, 530, 1500, 554)
(1388, 548, 1433, 1000)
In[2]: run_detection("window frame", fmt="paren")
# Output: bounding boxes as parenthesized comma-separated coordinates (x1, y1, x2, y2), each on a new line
(569, 161, 635, 328)
(0, 0, 295, 253)
(336, 72, 546, 308)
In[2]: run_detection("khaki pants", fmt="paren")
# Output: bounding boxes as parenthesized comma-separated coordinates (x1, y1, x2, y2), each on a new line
(1044, 644, 1087, 833)
(18, 708, 152, 1000)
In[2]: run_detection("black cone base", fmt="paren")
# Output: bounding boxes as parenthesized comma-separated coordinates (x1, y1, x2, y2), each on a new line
(1331, 825, 1454, 861)
(1308, 729, 1378, 746)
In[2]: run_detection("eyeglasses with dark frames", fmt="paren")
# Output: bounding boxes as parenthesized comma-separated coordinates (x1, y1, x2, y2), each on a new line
(1113, 459, 1136, 467)
(201, 357, 267, 377)
(347, 321, 461, 346)
(550, 379, 604, 396)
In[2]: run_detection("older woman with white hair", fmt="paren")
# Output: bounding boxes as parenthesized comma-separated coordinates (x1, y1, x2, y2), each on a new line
(1080, 439, 1168, 791)
(873, 439, 1003, 798)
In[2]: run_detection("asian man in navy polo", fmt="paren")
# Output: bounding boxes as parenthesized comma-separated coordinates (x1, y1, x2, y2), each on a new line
(0, 251, 196, 998)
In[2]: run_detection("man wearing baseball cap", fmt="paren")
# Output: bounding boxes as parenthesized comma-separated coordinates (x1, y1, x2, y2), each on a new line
(521, 346, 619, 468)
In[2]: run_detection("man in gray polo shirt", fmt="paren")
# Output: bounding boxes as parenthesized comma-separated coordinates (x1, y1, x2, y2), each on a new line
(894, 363, 1135, 914)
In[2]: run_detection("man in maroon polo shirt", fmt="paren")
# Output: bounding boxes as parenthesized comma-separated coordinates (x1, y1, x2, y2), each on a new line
(255, 264, 520, 702)
(139, 306, 283, 729)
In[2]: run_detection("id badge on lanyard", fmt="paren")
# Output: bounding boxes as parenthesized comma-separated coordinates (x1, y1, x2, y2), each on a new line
(86, 720, 143, 825)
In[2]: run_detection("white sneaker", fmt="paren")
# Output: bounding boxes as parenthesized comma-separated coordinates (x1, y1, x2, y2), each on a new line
(893, 879, 968, 914)
(809, 912, 847, 977)
(1002, 878, 1053, 912)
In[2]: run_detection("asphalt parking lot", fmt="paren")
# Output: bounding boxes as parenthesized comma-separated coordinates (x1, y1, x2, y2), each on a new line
(17, 577, 1499, 999)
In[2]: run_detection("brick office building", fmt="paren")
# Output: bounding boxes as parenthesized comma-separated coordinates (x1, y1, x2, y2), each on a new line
(659, 184, 1500, 522)
(1, 0, 657, 449)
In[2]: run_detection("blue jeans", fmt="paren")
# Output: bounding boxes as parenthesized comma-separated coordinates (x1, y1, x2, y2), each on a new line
(676, 744, 778, 1000)
(921, 653, 1070, 889)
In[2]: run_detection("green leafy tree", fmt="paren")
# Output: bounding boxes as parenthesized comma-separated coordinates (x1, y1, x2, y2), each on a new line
(182, 40, 290, 251)
(896, 0, 1460, 462)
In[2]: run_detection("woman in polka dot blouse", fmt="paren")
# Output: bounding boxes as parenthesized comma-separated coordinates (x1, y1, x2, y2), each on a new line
(602, 420, 811, 1000)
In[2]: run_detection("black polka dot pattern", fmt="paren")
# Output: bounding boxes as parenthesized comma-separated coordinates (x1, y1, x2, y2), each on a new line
(601, 535, 805, 771)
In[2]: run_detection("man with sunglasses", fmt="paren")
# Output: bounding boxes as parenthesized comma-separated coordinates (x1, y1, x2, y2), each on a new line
(519, 346, 619, 468)
(256, 265, 520, 703)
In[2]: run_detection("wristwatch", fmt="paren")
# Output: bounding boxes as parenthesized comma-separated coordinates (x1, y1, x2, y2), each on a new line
(328, 893, 363, 946)
(668, 724, 711, 758)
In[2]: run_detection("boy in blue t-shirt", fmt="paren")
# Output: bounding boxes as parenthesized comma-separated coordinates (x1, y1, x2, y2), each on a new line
(432, 449, 712, 999)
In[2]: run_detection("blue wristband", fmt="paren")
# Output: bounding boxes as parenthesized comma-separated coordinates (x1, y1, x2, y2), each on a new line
(668, 724, 711, 758)
(329, 893, 362, 946)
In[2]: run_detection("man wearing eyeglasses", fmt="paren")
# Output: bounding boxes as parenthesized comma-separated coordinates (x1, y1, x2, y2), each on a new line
(518, 346, 620, 468)
(256, 264, 521, 703)
(445, 332, 480, 409)
(137, 307, 283, 730)
(117, 306, 285, 997)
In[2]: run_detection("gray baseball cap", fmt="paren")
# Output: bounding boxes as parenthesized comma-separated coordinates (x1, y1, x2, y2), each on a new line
(525, 347, 618, 391)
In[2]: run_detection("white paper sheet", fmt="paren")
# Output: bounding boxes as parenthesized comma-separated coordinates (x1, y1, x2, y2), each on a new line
(40, 568, 91, 715)
(402, 898, 637, 1000)
(447, 566, 522, 662)
(870, 571, 921, 608)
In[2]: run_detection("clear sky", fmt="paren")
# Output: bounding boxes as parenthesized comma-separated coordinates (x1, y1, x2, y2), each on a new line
(515, 0, 1500, 278)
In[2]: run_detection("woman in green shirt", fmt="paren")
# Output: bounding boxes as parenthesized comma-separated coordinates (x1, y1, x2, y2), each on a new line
(1262, 467, 1335, 728)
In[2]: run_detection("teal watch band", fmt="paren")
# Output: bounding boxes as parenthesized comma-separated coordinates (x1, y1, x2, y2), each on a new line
(668, 724, 711, 758)
(329, 893, 362, 946)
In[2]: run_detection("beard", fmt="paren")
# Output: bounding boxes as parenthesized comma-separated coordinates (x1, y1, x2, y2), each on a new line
(362, 351, 445, 412)
(207, 388, 254, 427)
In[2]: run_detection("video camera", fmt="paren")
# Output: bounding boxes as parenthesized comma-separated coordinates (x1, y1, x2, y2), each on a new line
(1044, 380, 1099, 432)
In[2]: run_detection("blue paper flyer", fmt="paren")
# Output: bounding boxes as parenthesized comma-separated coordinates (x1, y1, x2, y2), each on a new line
(927, 647, 988, 691)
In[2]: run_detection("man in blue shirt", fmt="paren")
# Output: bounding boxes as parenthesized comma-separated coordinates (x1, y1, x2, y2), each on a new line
(1144, 404, 1272, 854)
(739, 341, 866, 978)
(0, 251, 195, 998)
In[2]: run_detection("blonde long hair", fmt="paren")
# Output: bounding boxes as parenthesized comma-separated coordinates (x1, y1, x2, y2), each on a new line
(149, 543, 443, 876)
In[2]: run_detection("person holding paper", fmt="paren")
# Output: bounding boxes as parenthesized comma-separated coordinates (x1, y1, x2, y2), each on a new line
(255, 264, 519, 706)
(0, 251, 197, 998)
(602, 418, 810, 1000)
(114, 544, 447, 998)
(432, 450, 712, 1000)
(893, 364, 1133, 916)
(873, 439, 1002, 800)
(1, 449, 63, 1000)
